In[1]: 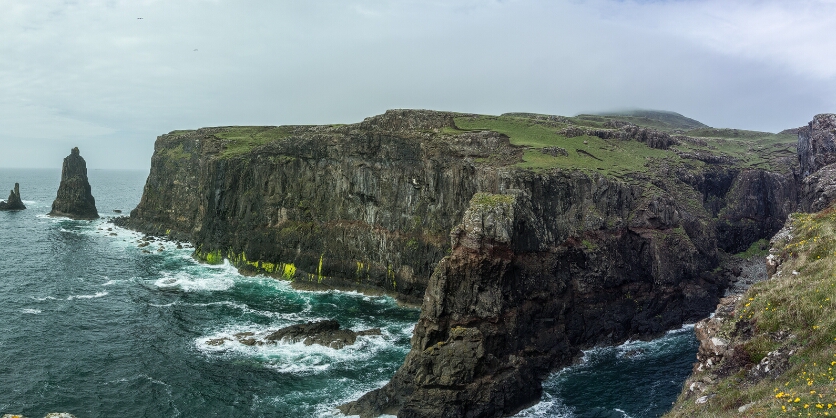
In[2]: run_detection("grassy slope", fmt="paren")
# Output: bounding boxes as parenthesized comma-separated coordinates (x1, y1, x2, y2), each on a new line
(213, 126, 294, 158)
(666, 207, 836, 417)
(450, 114, 796, 176)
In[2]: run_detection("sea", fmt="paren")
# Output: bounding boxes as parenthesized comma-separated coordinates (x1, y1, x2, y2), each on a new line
(0, 168, 699, 418)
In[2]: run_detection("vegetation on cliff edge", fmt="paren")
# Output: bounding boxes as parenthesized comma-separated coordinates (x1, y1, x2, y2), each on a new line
(174, 110, 796, 179)
(666, 206, 836, 417)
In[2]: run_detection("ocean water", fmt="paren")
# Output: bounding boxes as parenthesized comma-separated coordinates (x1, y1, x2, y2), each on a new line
(0, 168, 698, 418)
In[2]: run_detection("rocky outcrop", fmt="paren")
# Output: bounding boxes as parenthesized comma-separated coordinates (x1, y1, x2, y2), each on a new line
(206, 320, 381, 349)
(0, 183, 25, 210)
(48, 147, 98, 220)
(799, 162, 836, 212)
(797, 113, 836, 177)
(714, 170, 797, 253)
(560, 123, 676, 149)
(264, 320, 381, 349)
(340, 190, 726, 417)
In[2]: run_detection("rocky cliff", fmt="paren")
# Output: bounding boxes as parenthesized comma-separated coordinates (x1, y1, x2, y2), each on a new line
(49, 147, 98, 220)
(0, 183, 25, 211)
(119, 109, 800, 416)
(664, 113, 836, 417)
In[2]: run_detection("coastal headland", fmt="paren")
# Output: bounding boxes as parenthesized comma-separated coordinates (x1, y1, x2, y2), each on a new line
(116, 109, 828, 417)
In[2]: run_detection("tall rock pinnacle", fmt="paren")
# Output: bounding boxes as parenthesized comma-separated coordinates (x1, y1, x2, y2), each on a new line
(49, 147, 99, 219)
(0, 183, 26, 210)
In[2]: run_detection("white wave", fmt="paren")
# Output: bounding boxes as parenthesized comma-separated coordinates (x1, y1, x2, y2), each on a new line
(21, 308, 42, 314)
(67, 291, 108, 300)
(614, 408, 633, 418)
(21, 200, 36, 205)
(196, 323, 393, 375)
(513, 393, 574, 417)
(32, 296, 58, 301)
(154, 269, 235, 292)
(399, 323, 416, 336)
(667, 323, 696, 334)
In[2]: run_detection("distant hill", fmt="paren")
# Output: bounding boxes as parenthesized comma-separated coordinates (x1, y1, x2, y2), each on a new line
(588, 110, 708, 131)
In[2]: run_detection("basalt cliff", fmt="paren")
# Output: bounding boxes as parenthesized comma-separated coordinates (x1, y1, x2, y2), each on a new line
(665, 113, 836, 417)
(118, 109, 804, 417)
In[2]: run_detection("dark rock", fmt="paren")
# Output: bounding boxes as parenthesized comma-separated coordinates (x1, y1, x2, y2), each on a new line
(797, 113, 836, 177)
(0, 183, 26, 210)
(265, 320, 381, 349)
(800, 162, 836, 212)
(48, 147, 99, 219)
(340, 192, 725, 418)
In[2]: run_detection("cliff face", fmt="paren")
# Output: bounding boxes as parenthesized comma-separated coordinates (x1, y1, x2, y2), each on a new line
(341, 189, 727, 417)
(664, 113, 836, 417)
(121, 109, 800, 416)
(797, 113, 836, 177)
(49, 147, 98, 220)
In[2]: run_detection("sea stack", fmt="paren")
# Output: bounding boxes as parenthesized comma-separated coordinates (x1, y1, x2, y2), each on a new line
(0, 183, 26, 210)
(49, 147, 99, 219)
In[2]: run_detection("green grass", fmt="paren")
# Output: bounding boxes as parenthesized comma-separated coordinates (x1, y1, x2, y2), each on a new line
(169, 129, 196, 136)
(666, 207, 836, 417)
(736, 238, 770, 259)
(449, 114, 797, 175)
(162, 144, 190, 161)
(453, 115, 675, 175)
(470, 192, 515, 209)
(215, 126, 294, 158)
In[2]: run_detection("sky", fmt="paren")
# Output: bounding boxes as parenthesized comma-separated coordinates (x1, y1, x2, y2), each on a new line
(1, 0, 835, 170)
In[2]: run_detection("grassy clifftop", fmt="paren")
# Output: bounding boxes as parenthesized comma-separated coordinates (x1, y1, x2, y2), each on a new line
(166, 110, 798, 180)
(666, 205, 836, 417)
(449, 113, 796, 176)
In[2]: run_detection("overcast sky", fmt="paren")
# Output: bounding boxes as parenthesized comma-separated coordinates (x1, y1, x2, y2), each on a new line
(1, 0, 835, 169)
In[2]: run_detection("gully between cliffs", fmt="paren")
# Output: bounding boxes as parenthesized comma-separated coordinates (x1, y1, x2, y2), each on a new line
(117, 110, 798, 417)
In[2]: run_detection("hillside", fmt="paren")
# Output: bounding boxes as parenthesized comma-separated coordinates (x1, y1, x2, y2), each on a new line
(666, 205, 836, 417)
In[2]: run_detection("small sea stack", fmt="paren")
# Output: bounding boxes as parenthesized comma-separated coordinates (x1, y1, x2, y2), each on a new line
(0, 183, 26, 210)
(49, 147, 99, 220)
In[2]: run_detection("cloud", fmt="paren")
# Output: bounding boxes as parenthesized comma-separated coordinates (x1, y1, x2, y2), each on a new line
(599, 0, 836, 79)
(0, 0, 834, 168)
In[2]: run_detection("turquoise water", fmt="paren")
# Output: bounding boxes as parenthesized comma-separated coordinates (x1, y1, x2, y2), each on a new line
(0, 168, 697, 417)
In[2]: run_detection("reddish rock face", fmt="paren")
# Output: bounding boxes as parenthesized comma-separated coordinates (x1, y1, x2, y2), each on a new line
(49, 147, 99, 220)
(798, 113, 836, 178)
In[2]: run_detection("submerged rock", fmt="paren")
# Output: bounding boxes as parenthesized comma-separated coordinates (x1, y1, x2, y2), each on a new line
(0, 183, 25, 210)
(48, 147, 99, 219)
(204, 321, 381, 349)
(265, 320, 381, 349)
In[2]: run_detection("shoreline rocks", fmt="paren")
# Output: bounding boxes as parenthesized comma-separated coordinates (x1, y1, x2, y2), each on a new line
(0, 183, 25, 211)
(48, 147, 99, 220)
(206, 320, 382, 349)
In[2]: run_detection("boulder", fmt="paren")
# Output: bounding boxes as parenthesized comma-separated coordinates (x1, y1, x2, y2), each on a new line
(265, 320, 381, 349)
(48, 147, 99, 219)
(0, 183, 25, 210)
